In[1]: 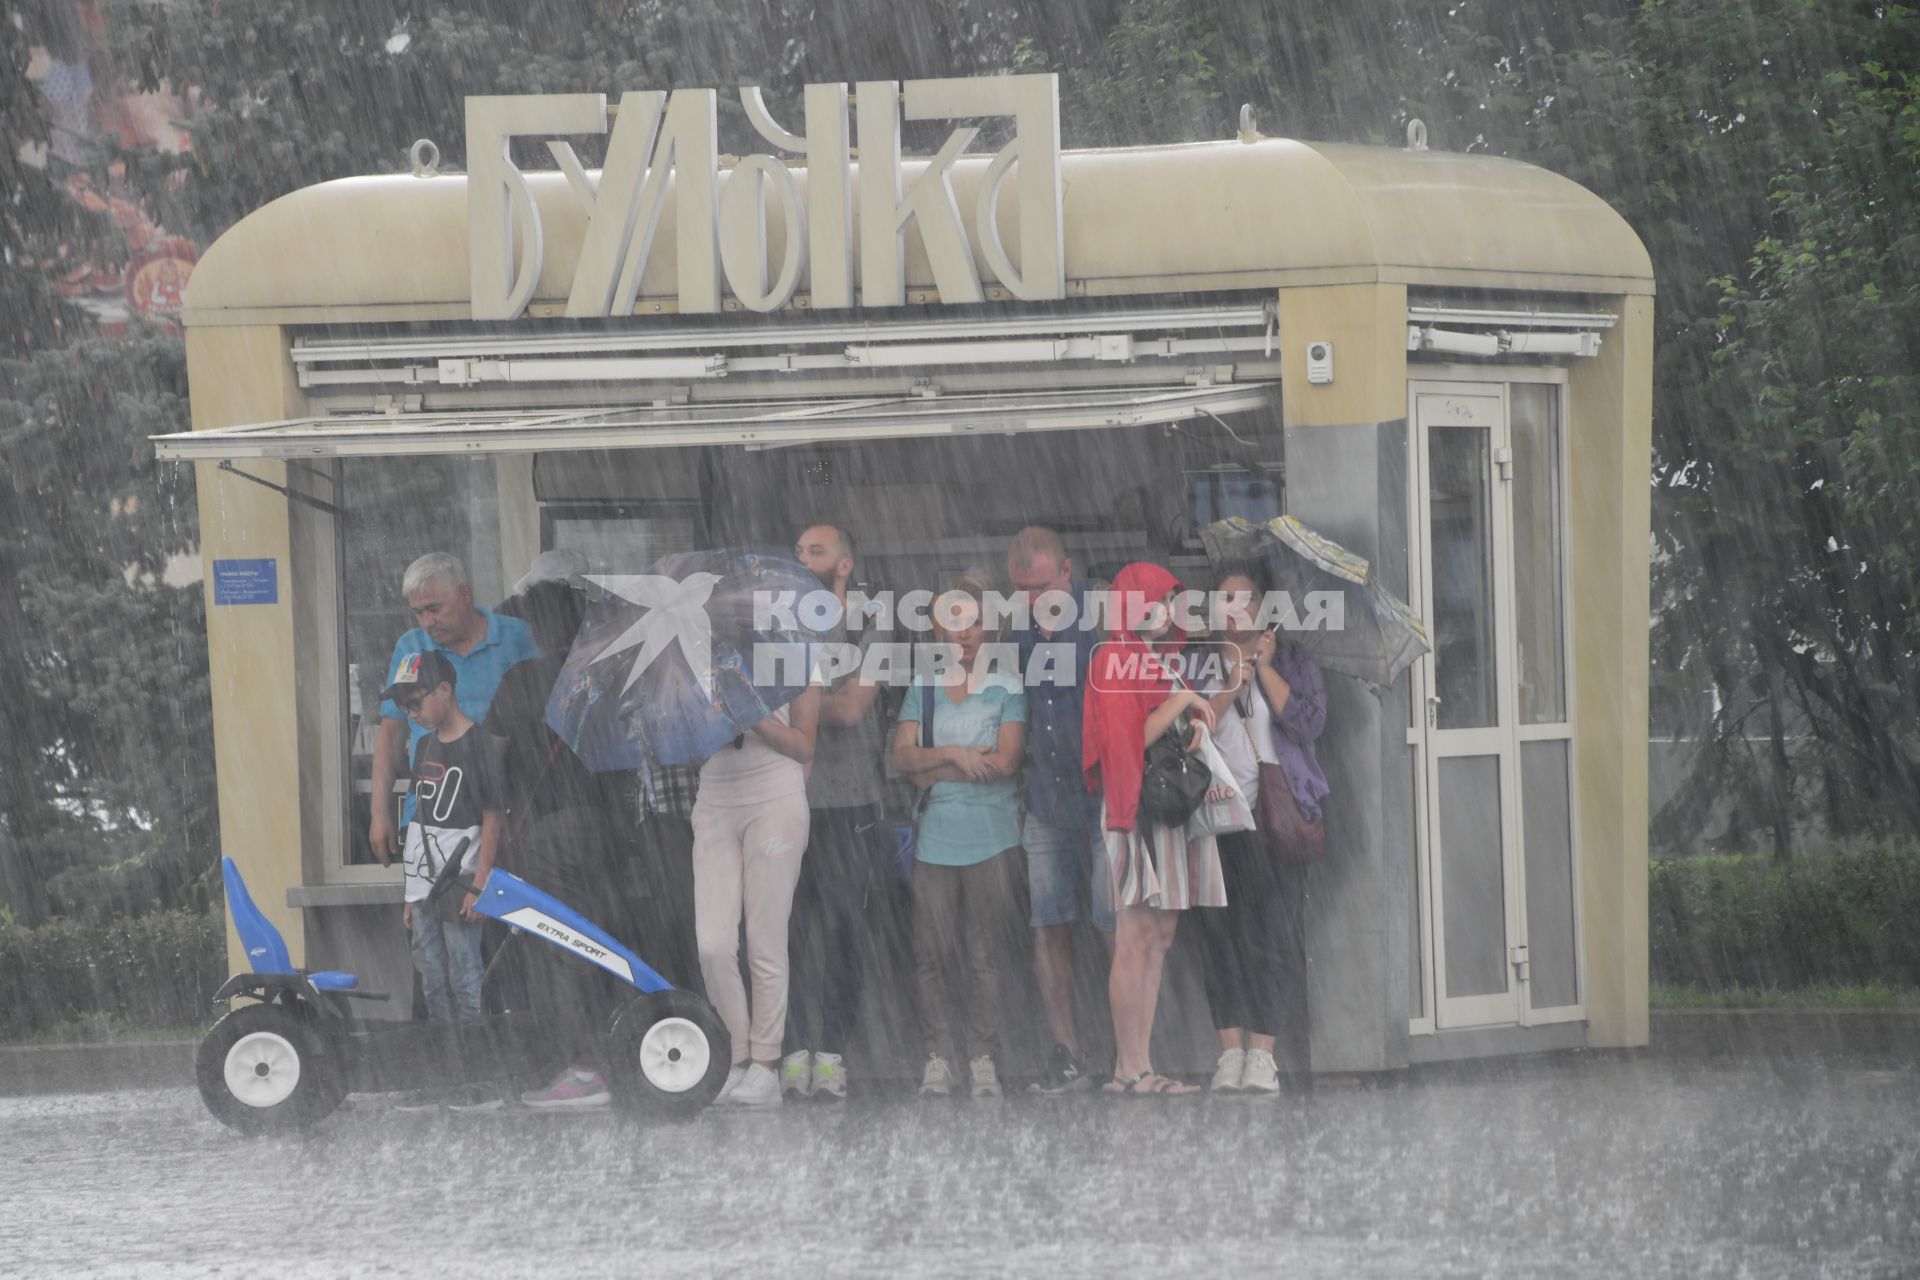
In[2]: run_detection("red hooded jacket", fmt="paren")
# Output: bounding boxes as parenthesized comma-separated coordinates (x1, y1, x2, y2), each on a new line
(1082, 562, 1188, 833)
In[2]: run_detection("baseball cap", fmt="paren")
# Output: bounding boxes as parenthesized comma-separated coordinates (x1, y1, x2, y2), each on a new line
(381, 649, 457, 705)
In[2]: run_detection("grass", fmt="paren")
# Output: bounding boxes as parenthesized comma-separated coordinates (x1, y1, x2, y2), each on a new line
(1652, 982, 1920, 1010)
(7, 1014, 202, 1047)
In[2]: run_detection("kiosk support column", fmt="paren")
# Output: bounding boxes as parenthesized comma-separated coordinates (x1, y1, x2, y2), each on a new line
(187, 324, 309, 974)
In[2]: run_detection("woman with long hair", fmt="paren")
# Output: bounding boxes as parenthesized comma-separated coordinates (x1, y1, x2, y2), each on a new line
(1082, 562, 1224, 1097)
(1193, 569, 1327, 1096)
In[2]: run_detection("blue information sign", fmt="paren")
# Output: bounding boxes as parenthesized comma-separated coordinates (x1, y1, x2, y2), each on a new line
(213, 558, 279, 606)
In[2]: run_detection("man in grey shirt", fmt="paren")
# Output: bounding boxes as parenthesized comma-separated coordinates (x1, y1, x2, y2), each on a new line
(781, 523, 889, 1100)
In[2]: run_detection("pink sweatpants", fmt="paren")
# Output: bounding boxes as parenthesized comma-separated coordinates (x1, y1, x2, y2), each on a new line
(691, 793, 810, 1063)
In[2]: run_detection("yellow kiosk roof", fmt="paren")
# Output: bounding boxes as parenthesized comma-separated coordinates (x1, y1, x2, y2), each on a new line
(183, 138, 1654, 327)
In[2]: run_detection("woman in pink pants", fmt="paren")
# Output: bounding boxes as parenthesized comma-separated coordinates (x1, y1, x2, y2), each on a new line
(692, 685, 820, 1108)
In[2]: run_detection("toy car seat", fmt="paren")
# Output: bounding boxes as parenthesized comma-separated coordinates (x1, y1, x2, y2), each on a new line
(221, 857, 360, 991)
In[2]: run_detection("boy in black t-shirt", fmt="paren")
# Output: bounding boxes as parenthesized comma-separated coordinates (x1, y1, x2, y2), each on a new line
(382, 650, 504, 1054)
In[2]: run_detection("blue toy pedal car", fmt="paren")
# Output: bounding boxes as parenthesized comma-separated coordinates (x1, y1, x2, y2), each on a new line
(196, 853, 730, 1134)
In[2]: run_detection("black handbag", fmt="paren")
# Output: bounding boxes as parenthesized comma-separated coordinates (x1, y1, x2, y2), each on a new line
(1138, 729, 1211, 828)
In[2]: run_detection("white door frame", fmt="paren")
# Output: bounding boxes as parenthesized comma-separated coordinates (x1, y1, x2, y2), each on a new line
(1410, 380, 1524, 1030)
(1406, 366, 1585, 1035)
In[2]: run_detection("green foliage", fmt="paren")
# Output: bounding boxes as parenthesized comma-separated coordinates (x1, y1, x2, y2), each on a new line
(0, 906, 223, 1041)
(1651, 981, 1920, 1009)
(0, 10, 88, 353)
(1650, 848, 1920, 990)
(0, 335, 210, 924)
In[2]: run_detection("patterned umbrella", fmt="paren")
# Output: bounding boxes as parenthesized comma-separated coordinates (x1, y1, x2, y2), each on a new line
(1201, 515, 1430, 687)
(544, 549, 831, 768)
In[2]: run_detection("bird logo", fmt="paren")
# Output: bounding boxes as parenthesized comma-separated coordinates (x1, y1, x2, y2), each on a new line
(584, 572, 724, 696)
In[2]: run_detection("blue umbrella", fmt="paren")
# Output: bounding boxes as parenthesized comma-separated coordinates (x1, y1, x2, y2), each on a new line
(544, 549, 832, 768)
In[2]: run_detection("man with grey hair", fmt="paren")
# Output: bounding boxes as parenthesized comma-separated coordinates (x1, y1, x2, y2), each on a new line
(369, 552, 537, 864)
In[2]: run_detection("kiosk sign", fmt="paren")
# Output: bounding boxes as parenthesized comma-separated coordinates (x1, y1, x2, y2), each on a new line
(467, 74, 1064, 321)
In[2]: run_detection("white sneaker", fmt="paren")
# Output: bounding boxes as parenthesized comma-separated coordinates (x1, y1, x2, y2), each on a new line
(1241, 1047, 1281, 1095)
(713, 1063, 747, 1107)
(810, 1051, 847, 1100)
(728, 1062, 782, 1108)
(919, 1054, 953, 1097)
(780, 1050, 813, 1099)
(1210, 1047, 1247, 1093)
(969, 1055, 1001, 1099)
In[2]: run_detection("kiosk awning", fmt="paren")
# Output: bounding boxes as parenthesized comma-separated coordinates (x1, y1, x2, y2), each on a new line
(152, 383, 1278, 461)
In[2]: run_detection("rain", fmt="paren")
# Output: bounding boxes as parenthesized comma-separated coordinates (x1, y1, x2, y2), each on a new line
(2, 2, 1918, 1276)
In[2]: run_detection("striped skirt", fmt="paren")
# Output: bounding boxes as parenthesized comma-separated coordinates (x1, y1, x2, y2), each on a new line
(1101, 802, 1227, 912)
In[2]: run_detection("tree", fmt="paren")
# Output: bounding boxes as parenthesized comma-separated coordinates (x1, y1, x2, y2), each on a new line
(0, 9, 210, 924)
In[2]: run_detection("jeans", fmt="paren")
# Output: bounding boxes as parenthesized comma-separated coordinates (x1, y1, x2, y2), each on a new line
(1023, 812, 1114, 931)
(411, 906, 485, 1022)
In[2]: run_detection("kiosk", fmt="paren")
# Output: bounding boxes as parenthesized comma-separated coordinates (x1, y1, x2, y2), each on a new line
(157, 74, 1654, 1072)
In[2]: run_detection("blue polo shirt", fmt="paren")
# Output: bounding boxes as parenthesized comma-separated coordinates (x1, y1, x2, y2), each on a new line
(380, 607, 538, 752)
(1013, 581, 1104, 828)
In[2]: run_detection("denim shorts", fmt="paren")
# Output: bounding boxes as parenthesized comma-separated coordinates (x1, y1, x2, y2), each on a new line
(1023, 812, 1114, 932)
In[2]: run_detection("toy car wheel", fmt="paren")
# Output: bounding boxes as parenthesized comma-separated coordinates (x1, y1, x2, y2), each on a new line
(607, 990, 731, 1116)
(196, 1002, 342, 1135)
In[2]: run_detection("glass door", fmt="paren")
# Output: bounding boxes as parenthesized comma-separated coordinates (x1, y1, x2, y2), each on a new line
(1411, 384, 1522, 1028)
(1407, 375, 1583, 1032)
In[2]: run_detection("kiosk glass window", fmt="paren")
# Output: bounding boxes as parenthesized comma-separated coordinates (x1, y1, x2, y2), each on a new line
(1428, 423, 1499, 730)
(339, 456, 507, 870)
(1510, 383, 1567, 725)
(322, 403, 1284, 876)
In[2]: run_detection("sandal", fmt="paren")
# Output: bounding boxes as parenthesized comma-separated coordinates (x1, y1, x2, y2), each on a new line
(1102, 1072, 1149, 1097)
(1131, 1073, 1202, 1098)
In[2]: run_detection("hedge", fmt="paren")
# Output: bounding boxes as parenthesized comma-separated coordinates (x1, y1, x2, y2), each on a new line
(0, 908, 224, 1042)
(1650, 846, 1920, 991)
(3, 847, 1915, 1041)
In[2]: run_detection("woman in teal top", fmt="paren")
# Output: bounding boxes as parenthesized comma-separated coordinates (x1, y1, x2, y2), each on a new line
(890, 572, 1028, 1100)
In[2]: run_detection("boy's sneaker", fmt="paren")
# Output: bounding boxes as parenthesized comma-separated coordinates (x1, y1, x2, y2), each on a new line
(969, 1055, 1002, 1099)
(728, 1062, 782, 1108)
(1241, 1047, 1281, 1096)
(1210, 1047, 1247, 1094)
(713, 1063, 747, 1107)
(810, 1052, 847, 1101)
(919, 1054, 953, 1097)
(521, 1068, 611, 1110)
(446, 1084, 505, 1113)
(780, 1050, 813, 1099)
(393, 1088, 445, 1113)
(1029, 1043, 1092, 1095)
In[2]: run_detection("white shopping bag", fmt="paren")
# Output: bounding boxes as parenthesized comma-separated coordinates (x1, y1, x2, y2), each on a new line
(1187, 725, 1256, 838)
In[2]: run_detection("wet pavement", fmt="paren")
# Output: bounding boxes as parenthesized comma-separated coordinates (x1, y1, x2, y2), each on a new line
(2, 1053, 1915, 1278)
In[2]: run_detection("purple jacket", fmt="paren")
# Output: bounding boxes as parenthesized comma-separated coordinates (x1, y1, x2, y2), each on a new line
(1265, 643, 1330, 823)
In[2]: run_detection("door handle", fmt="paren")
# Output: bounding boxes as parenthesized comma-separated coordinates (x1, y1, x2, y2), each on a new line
(1509, 943, 1530, 982)
(1426, 694, 1442, 728)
